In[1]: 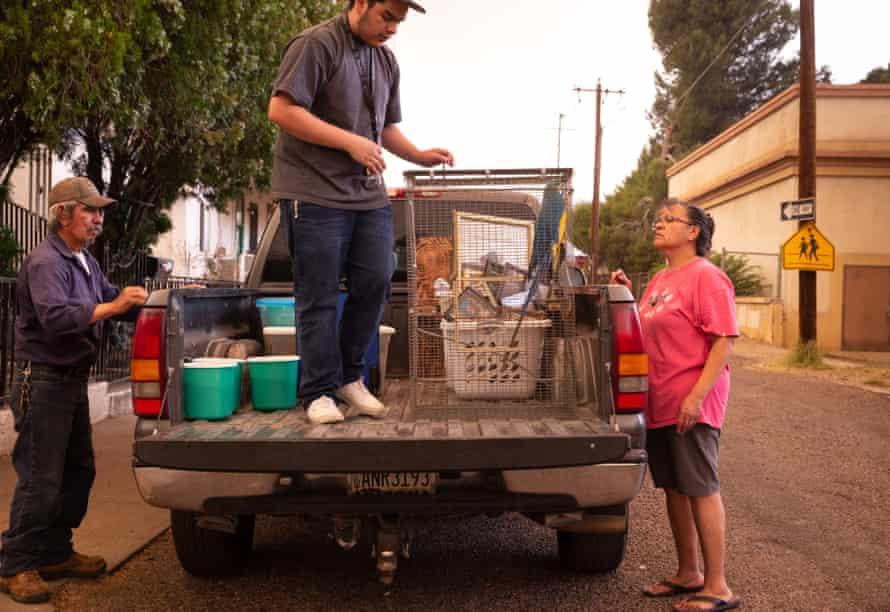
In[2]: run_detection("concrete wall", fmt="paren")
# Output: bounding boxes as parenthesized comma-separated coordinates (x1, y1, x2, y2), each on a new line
(667, 85, 890, 351)
(736, 298, 784, 345)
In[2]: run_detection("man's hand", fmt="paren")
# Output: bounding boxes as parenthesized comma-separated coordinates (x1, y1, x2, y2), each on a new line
(347, 136, 386, 175)
(415, 148, 454, 168)
(610, 268, 632, 290)
(677, 393, 704, 434)
(112, 286, 148, 315)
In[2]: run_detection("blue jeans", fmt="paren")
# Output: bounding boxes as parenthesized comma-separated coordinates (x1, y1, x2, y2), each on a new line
(279, 200, 393, 407)
(0, 362, 95, 576)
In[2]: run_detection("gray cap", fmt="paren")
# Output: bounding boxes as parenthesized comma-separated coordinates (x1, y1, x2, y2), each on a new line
(398, 0, 426, 13)
(48, 177, 116, 208)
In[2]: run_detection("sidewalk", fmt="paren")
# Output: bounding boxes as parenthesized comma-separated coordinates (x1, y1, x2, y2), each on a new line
(0, 415, 169, 610)
(733, 336, 890, 395)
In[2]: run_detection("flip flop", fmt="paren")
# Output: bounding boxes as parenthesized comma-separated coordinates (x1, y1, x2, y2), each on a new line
(672, 594, 742, 611)
(642, 580, 705, 598)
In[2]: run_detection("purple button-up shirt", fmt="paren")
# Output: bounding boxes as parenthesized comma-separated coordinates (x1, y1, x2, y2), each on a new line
(15, 233, 132, 367)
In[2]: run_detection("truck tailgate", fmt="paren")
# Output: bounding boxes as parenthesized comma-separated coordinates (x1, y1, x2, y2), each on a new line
(134, 409, 628, 473)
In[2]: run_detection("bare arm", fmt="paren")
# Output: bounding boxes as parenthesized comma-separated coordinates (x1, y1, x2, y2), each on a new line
(677, 335, 735, 433)
(268, 94, 386, 174)
(89, 286, 148, 324)
(382, 124, 454, 167)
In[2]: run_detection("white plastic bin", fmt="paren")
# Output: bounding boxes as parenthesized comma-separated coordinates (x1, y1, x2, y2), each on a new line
(263, 326, 297, 356)
(440, 318, 551, 400)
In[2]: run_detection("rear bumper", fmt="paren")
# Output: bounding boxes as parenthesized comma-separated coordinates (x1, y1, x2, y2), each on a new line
(132, 449, 646, 514)
(502, 450, 646, 507)
(134, 431, 630, 473)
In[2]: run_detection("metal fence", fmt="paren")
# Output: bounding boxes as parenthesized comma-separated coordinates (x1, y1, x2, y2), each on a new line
(0, 252, 241, 403)
(717, 248, 782, 299)
(1, 199, 48, 273)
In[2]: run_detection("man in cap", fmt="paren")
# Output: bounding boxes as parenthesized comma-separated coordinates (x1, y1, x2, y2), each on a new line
(268, 0, 454, 424)
(0, 177, 148, 604)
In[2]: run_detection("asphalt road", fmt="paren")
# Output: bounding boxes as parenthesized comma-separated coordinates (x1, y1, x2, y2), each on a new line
(55, 360, 890, 611)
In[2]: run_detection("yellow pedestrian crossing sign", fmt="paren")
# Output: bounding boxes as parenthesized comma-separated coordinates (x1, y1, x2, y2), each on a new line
(782, 222, 835, 271)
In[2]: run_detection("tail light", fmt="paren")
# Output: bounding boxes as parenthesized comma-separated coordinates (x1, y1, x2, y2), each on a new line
(131, 308, 168, 418)
(609, 302, 648, 413)
(387, 188, 442, 199)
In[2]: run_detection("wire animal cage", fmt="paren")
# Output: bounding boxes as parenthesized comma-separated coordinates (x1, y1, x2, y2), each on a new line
(404, 169, 578, 416)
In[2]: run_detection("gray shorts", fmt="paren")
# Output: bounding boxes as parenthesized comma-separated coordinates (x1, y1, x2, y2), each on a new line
(646, 424, 721, 497)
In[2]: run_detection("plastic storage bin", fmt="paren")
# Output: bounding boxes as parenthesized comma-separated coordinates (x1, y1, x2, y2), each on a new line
(247, 356, 300, 411)
(183, 361, 240, 420)
(194, 357, 246, 409)
(256, 293, 379, 385)
(440, 318, 552, 400)
(263, 327, 297, 356)
(256, 297, 296, 327)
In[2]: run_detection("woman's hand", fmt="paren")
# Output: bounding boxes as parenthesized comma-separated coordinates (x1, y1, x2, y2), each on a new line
(677, 393, 704, 434)
(610, 268, 632, 289)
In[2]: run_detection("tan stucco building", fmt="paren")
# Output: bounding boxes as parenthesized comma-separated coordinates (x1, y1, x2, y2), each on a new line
(667, 83, 890, 352)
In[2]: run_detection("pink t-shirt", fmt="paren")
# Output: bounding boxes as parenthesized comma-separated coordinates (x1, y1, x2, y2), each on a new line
(639, 258, 739, 430)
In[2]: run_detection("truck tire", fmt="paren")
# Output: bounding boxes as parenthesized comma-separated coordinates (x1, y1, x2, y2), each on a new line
(557, 530, 627, 573)
(170, 511, 255, 577)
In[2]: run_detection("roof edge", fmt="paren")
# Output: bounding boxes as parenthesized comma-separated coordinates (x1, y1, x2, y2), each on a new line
(666, 83, 890, 178)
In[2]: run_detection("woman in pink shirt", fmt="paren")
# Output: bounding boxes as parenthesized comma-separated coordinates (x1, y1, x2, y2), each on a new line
(612, 199, 740, 612)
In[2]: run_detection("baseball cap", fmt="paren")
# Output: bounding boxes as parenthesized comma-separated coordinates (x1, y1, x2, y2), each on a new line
(399, 0, 426, 13)
(48, 177, 116, 208)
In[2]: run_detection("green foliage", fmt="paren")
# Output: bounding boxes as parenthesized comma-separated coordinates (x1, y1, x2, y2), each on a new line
(784, 340, 830, 369)
(63, 0, 340, 255)
(648, 0, 807, 156)
(0, 226, 21, 277)
(709, 253, 765, 296)
(0, 1, 166, 185)
(861, 63, 890, 83)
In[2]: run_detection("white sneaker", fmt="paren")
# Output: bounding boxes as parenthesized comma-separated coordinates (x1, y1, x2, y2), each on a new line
(336, 380, 385, 418)
(306, 396, 344, 424)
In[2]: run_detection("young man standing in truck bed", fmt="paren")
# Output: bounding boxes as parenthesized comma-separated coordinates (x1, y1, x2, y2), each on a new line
(268, 0, 453, 424)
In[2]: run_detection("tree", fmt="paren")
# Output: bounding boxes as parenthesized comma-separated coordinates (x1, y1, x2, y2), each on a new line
(861, 63, 890, 83)
(649, 0, 802, 157)
(710, 253, 765, 296)
(0, 1, 162, 188)
(63, 0, 339, 259)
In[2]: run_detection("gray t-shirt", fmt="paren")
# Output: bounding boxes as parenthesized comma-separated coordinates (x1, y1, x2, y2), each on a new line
(271, 14, 402, 210)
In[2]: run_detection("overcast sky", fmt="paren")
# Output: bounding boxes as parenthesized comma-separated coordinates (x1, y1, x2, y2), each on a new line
(49, 1, 890, 207)
(385, 0, 890, 203)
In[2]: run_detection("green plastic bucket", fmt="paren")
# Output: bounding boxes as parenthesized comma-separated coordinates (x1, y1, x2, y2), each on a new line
(247, 356, 300, 411)
(194, 358, 245, 409)
(183, 361, 240, 420)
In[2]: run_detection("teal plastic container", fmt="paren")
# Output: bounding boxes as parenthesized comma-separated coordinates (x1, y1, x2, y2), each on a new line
(194, 358, 245, 409)
(256, 297, 295, 327)
(183, 362, 240, 420)
(247, 356, 300, 411)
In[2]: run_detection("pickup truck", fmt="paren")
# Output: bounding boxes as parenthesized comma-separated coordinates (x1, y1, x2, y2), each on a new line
(130, 168, 648, 584)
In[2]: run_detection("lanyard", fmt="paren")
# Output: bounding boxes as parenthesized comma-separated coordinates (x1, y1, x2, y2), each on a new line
(352, 44, 378, 144)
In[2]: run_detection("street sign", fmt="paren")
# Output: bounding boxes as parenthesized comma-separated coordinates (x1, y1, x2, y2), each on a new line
(782, 222, 835, 271)
(780, 197, 816, 221)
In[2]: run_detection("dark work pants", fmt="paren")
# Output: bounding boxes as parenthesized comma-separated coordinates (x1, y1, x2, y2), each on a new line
(0, 362, 95, 576)
(279, 200, 393, 407)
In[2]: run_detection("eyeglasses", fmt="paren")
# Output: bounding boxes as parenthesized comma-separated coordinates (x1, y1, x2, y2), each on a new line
(651, 213, 694, 231)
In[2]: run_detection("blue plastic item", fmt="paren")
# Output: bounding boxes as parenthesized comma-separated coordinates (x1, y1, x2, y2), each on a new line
(257, 294, 379, 383)
(256, 297, 296, 327)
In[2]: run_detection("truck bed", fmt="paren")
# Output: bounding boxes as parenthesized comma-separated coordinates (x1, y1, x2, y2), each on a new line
(134, 380, 628, 473)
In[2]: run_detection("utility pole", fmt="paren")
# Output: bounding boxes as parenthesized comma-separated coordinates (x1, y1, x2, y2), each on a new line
(575, 80, 625, 283)
(557, 113, 565, 168)
(798, 0, 817, 343)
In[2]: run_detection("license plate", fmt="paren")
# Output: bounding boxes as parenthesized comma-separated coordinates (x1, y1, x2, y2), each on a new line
(348, 472, 438, 495)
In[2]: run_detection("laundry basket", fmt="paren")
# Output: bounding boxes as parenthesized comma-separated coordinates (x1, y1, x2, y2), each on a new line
(440, 318, 552, 400)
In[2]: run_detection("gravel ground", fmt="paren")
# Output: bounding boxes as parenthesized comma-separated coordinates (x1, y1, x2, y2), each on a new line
(54, 358, 890, 611)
